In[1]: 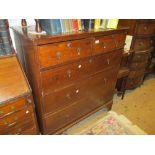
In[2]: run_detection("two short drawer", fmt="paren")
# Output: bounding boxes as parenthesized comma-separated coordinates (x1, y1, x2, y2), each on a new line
(37, 33, 125, 69)
(41, 50, 122, 94)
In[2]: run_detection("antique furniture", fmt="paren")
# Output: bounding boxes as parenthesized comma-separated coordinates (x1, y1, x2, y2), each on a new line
(12, 26, 127, 134)
(0, 55, 38, 135)
(118, 19, 155, 89)
(116, 51, 133, 99)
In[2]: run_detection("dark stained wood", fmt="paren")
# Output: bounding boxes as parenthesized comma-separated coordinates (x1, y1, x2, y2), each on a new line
(12, 26, 128, 134)
(0, 55, 38, 135)
(118, 19, 155, 89)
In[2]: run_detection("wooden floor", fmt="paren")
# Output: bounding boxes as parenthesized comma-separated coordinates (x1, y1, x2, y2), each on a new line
(64, 74, 155, 135)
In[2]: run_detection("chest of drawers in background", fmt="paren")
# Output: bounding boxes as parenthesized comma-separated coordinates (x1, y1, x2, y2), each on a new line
(0, 55, 38, 135)
(12, 27, 127, 134)
(118, 19, 155, 89)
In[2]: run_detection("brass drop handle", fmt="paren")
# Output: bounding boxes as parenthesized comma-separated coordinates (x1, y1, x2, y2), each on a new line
(67, 69, 71, 78)
(103, 43, 106, 49)
(67, 42, 71, 48)
(56, 51, 61, 59)
(76, 47, 81, 55)
(104, 78, 107, 84)
(107, 58, 110, 65)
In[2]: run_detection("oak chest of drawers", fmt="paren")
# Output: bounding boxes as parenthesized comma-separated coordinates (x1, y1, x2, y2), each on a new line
(0, 55, 38, 134)
(12, 27, 127, 134)
(118, 19, 155, 89)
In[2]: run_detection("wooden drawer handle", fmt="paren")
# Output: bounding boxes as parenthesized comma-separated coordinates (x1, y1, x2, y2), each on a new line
(56, 52, 61, 59)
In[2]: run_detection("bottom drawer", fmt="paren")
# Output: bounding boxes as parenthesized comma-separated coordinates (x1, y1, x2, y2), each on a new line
(44, 97, 108, 134)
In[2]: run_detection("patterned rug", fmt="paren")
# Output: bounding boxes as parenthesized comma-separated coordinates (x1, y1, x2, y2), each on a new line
(64, 111, 147, 135)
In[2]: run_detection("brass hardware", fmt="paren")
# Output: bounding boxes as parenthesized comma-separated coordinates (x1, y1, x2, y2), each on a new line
(26, 110, 29, 114)
(56, 52, 61, 59)
(77, 47, 81, 55)
(0, 110, 4, 114)
(78, 64, 82, 68)
(67, 69, 71, 78)
(10, 106, 15, 110)
(67, 42, 71, 48)
(107, 59, 110, 65)
(27, 99, 32, 104)
(76, 89, 79, 94)
(103, 43, 106, 49)
(8, 122, 17, 128)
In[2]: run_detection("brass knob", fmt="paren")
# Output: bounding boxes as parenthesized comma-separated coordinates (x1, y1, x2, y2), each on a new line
(56, 52, 61, 59)
(26, 110, 29, 114)
(78, 64, 82, 68)
(67, 42, 71, 48)
(77, 47, 81, 55)
(75, 89, 79, 94)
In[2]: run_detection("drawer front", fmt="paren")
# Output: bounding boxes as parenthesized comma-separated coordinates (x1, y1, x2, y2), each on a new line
(38, 38, 92, 69)
(133, 38, 152, 50)
(42, 67, 118, 115)
(41, 50, 122, 94)
(130, 62, 147, 70)
(128, 69, 145, 79)
(0, 97, 30, 119)
(0, 119, 34, 135)
(0, 105, 32, 131)
(93, 33, 125, 55)
(136, 23, 154, 35)
(132, 53, 149, 62)
(42, 68, 118, 133)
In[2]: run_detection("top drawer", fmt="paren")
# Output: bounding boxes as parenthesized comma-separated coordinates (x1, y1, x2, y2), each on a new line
(37, 38, 92, 69)
(93, 33, 126, 55)
(135, 23, 154, 35)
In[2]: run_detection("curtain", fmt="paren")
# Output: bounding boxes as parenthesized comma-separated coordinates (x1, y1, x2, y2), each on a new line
(0, 19, 14, 56)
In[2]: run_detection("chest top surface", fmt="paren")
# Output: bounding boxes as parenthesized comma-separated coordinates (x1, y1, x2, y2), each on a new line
(0, 55, 30, 104)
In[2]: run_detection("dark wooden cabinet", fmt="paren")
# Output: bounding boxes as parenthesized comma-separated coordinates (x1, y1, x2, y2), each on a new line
(0, 55, 38, 135)
(118, 19, 155, 89)
(12, 27, 127, 134)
